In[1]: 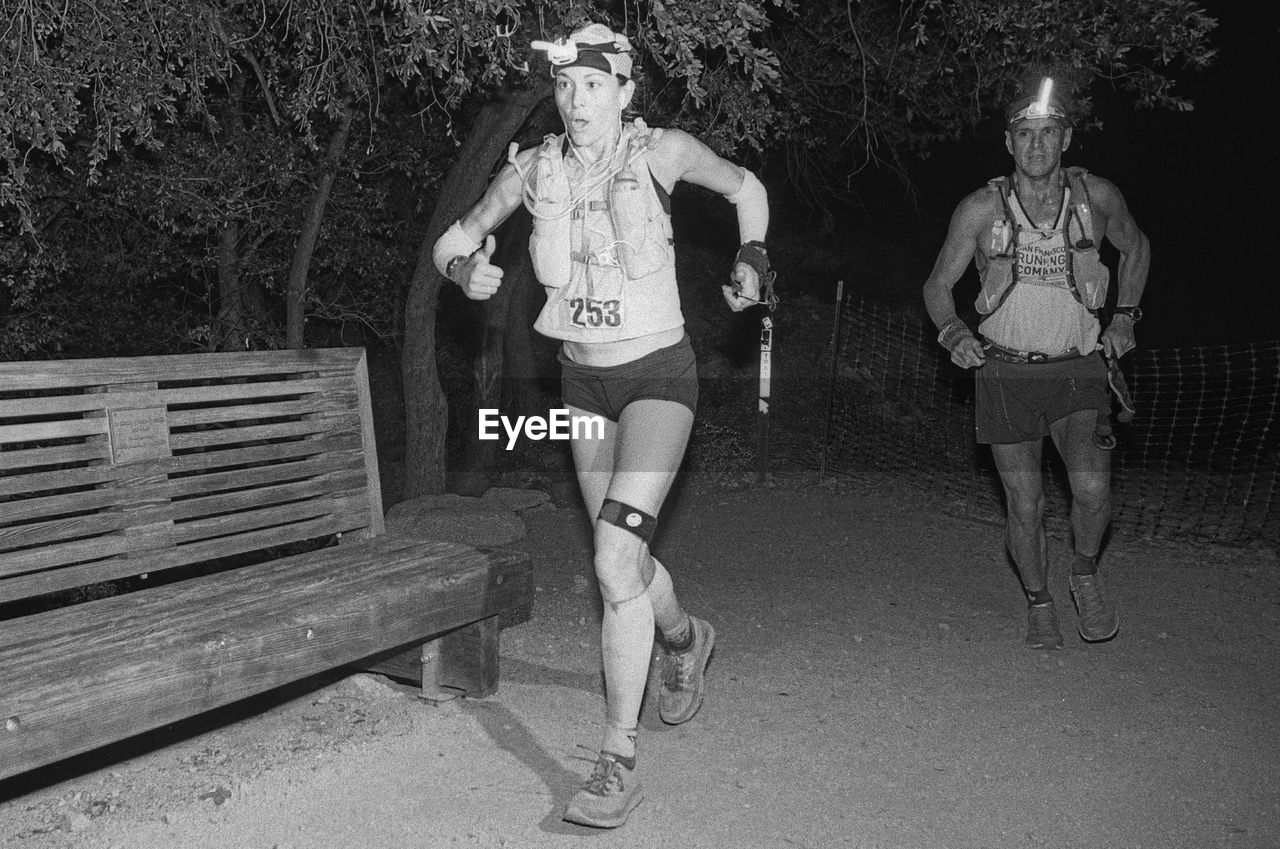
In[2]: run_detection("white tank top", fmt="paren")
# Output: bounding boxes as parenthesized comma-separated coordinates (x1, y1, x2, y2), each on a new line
(978, 186, 1100, 355)
(530, 132, 684, 344)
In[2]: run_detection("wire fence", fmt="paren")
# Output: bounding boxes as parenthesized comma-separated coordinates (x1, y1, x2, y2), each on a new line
(818, 296, 1280, 548)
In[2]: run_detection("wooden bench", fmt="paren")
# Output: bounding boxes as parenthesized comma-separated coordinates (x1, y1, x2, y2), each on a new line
(0, 348, 532, 783)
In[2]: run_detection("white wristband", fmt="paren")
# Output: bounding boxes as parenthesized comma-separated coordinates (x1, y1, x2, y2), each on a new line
(726, 168, 765, 206)
(432, 220, 481, 279)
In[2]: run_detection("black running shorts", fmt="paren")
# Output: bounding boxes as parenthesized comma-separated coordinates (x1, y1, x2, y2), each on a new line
(559, 334, 699, 423)
(974, 351, 1109, 444)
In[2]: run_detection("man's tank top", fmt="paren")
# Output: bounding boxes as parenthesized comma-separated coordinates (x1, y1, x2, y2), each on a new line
(978, 186, 1101, 355)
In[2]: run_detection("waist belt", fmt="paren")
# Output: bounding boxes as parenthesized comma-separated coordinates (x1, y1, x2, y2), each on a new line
(982, 341, 1085, 364)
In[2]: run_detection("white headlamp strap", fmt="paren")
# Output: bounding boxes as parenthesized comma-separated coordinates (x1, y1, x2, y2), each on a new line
(532, 31, 632, 78)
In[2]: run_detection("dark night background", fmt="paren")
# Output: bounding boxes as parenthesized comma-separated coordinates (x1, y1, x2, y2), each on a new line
(885, 0, 1278, 349)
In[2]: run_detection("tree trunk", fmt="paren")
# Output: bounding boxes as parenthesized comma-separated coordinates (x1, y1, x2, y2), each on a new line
(286, 100, 356, 349)
(213, 74, 249, 353)
(502, 207, 545, 419)
(452, 209, 533, 496)
(215, 220, 245, 352)
(400, 85, 548, 500)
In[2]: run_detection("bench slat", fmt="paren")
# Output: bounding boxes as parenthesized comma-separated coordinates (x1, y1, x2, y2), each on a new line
(0, 533, 135, 579)
(163, 453, 364, 499)
(167, 432, 362, 474)
(0, 464, 122, 499)
(0, 442, 110, 472)
(0, 538, 532, 781)
(0, 387, 351, 424)
(0, 418, 107, 446)
(169, 417, 349, 450)
(0, 471, 369, 558)
(0, 509, 380, 602)
(166, 398, 325, 428)
(0, 349, 366, 391)
(0, 494, 375, 587)
(168, 472, 367, 524)
(0, 488, 124, 525)
(0, 434, 362, 501)
(0, 455, 358, 527)
(169, 492, 364, 545)
(0, 380, 355, 432)
(0, 509, 134, 554)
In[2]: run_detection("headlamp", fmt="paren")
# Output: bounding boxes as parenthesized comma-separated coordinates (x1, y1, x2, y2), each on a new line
(1029, 78, 1055, 119)
(1006, 77, 1068, 126)
(531, 38, 580, 67)
(532, 28, 633, 79)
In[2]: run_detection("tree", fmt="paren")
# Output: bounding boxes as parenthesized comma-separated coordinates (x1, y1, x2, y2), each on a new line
(2, 0, 1215, 498)
(0, 0, 528, 354)
(766, 0, 1218, 214)
(396, 0, 794, 498)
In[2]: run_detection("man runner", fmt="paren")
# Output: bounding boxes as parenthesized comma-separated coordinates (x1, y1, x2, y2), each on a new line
(922, 77, 1150, 649)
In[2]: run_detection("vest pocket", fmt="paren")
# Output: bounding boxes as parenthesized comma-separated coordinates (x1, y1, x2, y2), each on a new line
(975, 256, 1015, 315)
(529, 217, 571, 288)
(1071, 248, 1110, 310)
(609, 171, 673, 280)
(527, 152, 573, 288)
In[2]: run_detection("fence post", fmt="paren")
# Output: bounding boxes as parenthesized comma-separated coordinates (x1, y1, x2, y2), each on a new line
(819, 280, 845, 480)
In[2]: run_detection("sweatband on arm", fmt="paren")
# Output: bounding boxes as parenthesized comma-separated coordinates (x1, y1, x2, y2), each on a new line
(433, 220, 481, 279)
(937, 317, 974, 351)
(734, 241, 770, 281)
(726, 168, 765, 207)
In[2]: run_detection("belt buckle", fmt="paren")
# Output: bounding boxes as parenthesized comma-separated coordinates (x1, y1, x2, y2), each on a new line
(1027, 351, 1048, 364)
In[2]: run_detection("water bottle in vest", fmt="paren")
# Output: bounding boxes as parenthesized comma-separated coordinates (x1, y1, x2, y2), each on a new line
(609, 164, 665, 279)
(528, 144, 573, 287)
(976, 217, 1016, 314)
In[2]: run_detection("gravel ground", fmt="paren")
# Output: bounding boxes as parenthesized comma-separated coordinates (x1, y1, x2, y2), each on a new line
(3, 474, 1278, 849)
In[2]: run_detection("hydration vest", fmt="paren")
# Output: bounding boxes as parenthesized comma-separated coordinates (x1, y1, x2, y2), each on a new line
(517, 124, 682, 343)
(975, 167, 1110, 316)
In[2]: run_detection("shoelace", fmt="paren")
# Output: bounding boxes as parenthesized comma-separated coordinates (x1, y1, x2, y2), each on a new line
(1073, 576, 1105, 611)
(666, 647, 695, 690)
(584, 755, 625, 796)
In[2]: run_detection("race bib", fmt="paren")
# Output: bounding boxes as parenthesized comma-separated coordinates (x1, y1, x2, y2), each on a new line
(568, 297, 622, 329)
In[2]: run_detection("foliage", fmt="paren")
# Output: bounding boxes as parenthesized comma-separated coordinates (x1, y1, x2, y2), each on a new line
(767, 0, 1217, 209)
(0, 0, 495, 354)
(0, 0, 1219, 490)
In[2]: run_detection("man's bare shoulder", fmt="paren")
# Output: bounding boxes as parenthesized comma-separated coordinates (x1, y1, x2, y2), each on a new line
(1076, 171, 1128, 211)
(951, 184, 1002, 231)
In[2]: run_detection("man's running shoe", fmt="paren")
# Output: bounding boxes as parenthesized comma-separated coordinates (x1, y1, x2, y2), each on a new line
(1070, 571, 1120, 642)
(562, 751, 643, 828)
(659, 616, 716, 725)
(1026, 601, 1065, 650)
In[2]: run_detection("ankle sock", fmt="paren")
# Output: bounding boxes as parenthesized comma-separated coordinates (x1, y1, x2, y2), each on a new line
(664, 615, 693, 653)
(601, 723, 638, 760)
(1028, 588, 1053, 607)
(1072, 554, 1099, 576)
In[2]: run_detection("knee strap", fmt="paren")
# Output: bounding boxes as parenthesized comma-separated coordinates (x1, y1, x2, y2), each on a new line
(598, 499, 657, 545)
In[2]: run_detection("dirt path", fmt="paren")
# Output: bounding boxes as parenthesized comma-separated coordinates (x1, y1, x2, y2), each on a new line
(3, 475, 1278, 849)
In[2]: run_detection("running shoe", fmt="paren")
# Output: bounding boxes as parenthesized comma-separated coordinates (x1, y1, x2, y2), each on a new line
(659, 616, 716, 724)
(1026, 601, 1065, 650)
(562, 751, 643, 828)
(1070, 571, 1120, 642)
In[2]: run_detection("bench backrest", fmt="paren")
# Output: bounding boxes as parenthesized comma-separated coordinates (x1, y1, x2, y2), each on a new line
(0, 348, 384, 608)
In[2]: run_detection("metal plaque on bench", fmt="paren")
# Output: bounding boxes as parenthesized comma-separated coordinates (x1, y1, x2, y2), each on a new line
(108, 407, 172, 465)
